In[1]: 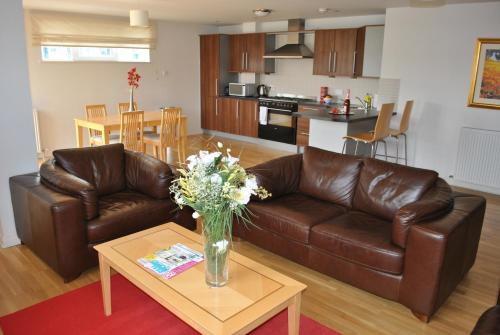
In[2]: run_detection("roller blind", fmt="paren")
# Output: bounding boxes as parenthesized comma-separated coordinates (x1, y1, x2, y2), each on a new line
(30, 10, 156, 49)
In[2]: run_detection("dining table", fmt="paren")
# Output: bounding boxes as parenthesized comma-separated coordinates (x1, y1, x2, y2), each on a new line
(74, 110, 188, 162)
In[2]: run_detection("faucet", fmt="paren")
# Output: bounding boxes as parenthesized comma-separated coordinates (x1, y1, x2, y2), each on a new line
(355, 97, 369, 112)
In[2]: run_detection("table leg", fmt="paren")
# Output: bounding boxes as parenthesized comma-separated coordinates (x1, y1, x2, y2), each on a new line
(288, 294, 301, 335)
(103, 128, 110, 145)
(98, 253, 112, 316)
(75, 121, 83, 148)
(180, 119, 187, 163)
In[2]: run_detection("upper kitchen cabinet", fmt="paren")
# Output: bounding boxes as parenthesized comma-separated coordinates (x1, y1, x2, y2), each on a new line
(354, 25, 384, 78)
(313, 29, 357, 77)
(228, 33, 275, 73)
(200, 34, 237, 130)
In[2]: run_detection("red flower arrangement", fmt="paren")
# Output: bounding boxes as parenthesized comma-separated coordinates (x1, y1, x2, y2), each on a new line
(127, 67, 141, 88)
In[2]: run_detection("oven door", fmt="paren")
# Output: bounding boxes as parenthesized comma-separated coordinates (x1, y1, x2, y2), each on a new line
(258, 108, 297, 145)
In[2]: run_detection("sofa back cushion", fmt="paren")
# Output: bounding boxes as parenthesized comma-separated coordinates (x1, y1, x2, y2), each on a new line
(353, 158, 438, 220)
(53, 143, 126, 196)
(299, 146, 363, 207)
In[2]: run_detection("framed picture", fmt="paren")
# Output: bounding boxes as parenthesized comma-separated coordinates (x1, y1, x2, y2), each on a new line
(468, 38, 500, 110)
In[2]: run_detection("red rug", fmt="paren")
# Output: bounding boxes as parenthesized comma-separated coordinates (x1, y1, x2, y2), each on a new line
(0, 275, 340, 335)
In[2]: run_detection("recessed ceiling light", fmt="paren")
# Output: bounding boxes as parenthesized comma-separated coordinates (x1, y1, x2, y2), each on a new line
(253, 8, 272, 17)
(318, 8, 330, 14)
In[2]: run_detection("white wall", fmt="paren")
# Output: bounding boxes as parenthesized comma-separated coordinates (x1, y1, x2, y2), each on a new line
(26, 15, 216, 152)
(0, 1, 38, 247)
(381, 2, 500, 192)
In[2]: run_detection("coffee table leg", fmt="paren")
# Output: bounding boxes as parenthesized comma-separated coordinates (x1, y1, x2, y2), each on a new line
(288, 294, 301, 335)
(98, 253, 112, 316)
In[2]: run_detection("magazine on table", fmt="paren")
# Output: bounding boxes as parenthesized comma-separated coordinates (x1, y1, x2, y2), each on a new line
(137, 243, 204, 279)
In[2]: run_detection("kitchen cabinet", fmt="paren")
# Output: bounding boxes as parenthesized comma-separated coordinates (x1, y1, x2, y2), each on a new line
(296, 117, 310, 146)
(238, 99, 258, 138)
(355, 25, 384, 78)
(312, 28, 358, 77)
(200, 34, 237, 131)
(217, 97, 239, 134)
(229, 33, 275, 73)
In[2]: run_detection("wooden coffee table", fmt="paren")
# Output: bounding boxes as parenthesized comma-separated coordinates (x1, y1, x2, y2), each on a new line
(94, 223, 307, 335)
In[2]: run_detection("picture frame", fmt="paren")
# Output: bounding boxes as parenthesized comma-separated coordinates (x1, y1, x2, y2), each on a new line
(467, 38, 500, 110)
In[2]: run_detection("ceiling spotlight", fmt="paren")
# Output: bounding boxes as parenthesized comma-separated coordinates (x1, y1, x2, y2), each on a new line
(253, 8, 272, 17)
(130, 9, 150, 27)
(318, 8, 330, 14)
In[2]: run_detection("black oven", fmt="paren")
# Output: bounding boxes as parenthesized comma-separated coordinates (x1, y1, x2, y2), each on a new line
(258, 98, 297, 145)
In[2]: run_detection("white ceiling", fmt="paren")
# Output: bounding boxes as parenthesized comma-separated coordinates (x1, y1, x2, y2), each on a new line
(22, 0, 499, 25)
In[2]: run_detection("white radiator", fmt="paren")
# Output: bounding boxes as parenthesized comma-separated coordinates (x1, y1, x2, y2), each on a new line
(455, 127, 500, 188)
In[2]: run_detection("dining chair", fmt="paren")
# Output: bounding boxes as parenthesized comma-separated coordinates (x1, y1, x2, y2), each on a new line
(117, 102, 138, 113)
(342, 103, 395, 160)
(144, 107, 184, 163)
(85, 104, 119, 146)
(390, 100, 413, 165)
(120, 111, 144, 153)
(119, 102, 156, 134)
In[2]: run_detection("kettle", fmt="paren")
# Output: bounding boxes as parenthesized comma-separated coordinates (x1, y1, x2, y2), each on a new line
(257, 85, 268, 97)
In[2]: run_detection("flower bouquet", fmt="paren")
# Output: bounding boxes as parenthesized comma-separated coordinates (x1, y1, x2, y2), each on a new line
(127, 67, 141, 112)
(170, 143, 270, 287)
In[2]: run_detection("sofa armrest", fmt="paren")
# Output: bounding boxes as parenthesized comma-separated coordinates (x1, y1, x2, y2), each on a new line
(10, 174, 88, 281)
(247, 154, 302, 201)
(125, 150, 172, 199)
(399, 194, 486, 318)
(40, 159, 98, 220)
(392, 178, 453, 248)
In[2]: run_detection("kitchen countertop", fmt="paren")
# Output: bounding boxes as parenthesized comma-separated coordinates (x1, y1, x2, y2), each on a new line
(293, 107, 393, 123)
(218, 95, 259, 101)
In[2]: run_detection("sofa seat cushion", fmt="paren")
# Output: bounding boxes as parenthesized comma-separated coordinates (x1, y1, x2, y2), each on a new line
(87, 190, 176, 243)
(248, 193, 347, 244)
(310, 211, 404, 275)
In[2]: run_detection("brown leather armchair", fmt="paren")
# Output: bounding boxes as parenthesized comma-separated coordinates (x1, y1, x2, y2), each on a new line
(472, 288, 500, 334)
(234, 146, 486, 322)
(9, 144, 194, 282)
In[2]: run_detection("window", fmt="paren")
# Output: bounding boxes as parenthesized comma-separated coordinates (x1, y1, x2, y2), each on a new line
(41, 46, 150, 63)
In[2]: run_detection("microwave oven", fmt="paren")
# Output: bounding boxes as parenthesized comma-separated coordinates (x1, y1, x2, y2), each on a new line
(228, 83, 256, 97)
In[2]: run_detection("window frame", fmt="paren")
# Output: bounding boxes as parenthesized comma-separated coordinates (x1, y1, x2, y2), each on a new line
(40, 45, 151, 63)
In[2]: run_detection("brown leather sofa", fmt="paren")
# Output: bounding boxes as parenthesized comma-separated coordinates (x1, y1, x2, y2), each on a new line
(9, 144, 194, 282)
(233, 146, 486, 321)
(472, 289, 500, 334)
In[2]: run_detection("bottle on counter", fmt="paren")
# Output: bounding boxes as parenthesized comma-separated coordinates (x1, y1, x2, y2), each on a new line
(343, 89, 351, 113)
(364, 93, 372, 110)
(320, 86, 328, 104)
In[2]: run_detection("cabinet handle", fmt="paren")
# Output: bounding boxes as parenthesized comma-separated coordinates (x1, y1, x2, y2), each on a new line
(255, 104, 257, 121)
(242, 53, 245, 70)
(215, 78, 218, 96)
(245, 52, 249, 70)
(352, 51, 357, 75)
(328, 50, 332, 73)
(301, 107, 318, 111)
(299, 132, 310, 136)
(215, 99, 218, 116)
(333, 51, 337, 73)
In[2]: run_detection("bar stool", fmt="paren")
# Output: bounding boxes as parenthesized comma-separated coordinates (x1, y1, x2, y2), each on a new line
(342, 103, 395, 160)
(390, 100, 413, 165)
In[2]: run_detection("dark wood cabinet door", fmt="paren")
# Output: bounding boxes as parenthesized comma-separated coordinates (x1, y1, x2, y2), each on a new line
(332, 29, 357, 77)
(238, 99, 258, 138)
(313, 30, 334, 76)
(246, 33, 264, 73)
(228, 34, 246, 72)
(200, 35, 220, 130)
(218, 98, 239, 134)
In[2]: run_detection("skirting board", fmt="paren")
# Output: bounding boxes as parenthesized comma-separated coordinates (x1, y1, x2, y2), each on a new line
(1, 233, 21, 248)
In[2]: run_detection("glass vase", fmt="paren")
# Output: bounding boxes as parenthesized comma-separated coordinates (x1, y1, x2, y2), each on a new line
(129, 87, 135, 112)
(202, 226, 230, 287)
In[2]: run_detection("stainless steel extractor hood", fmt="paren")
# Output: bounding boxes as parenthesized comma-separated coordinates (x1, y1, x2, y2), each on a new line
(263, 19, 313, 59)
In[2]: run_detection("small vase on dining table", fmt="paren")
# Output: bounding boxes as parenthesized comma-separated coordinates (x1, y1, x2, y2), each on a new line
(128, 87, 136, 112)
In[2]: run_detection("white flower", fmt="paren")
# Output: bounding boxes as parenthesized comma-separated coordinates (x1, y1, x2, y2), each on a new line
(200, 151, 221, 165)
(230, 188, 252, 205)
(217, 142, 223, 148)
(212, 239, 228, 253)
(245, 176, 258, 192)
(210, 174, 222, 185)
(223, 153, 239, 166)
(227, 148, 231, 153)
(192, 211, 200, 219)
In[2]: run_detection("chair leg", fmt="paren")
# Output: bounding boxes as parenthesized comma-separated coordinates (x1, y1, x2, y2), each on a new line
(342, 140, 347, 154)
(153, 145, 159, 159)
(373, 141, 379, 158)
(403, 133, 408, 166)
(354, 141, 359, 156)
(396, 136, 400, 164)
(383, 140, 388, 161)
(370, 143, 375, 158)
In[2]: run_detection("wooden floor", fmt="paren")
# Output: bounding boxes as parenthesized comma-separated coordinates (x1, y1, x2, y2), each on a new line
(1, 134, 499, 335)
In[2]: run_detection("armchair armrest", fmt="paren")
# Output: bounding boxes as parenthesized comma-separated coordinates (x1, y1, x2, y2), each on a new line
(246, 154, 302, 201)
(392, 178, 453, 248)
(125, 150, 172, 199)
(40, 159, 98, 220)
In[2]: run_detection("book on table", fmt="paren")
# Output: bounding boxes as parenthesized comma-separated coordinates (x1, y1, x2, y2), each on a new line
(137, 243, 204, 279)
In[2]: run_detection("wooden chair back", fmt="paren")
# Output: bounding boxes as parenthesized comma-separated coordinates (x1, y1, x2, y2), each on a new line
(120, 111, 144, 152)
(118, 102, 138, 113)
(399, 100, 414, 134)
(159, 107, 182, 148)
(85, 104, 107, 138)
(372, 103, 394, 141)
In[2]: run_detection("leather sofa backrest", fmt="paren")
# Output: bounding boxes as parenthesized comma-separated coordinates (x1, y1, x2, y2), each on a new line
(299, 146, 363, 207)
(125, 150, 172, 199)
(52, 143, 126, 196)
(353, 158, 438, 220)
